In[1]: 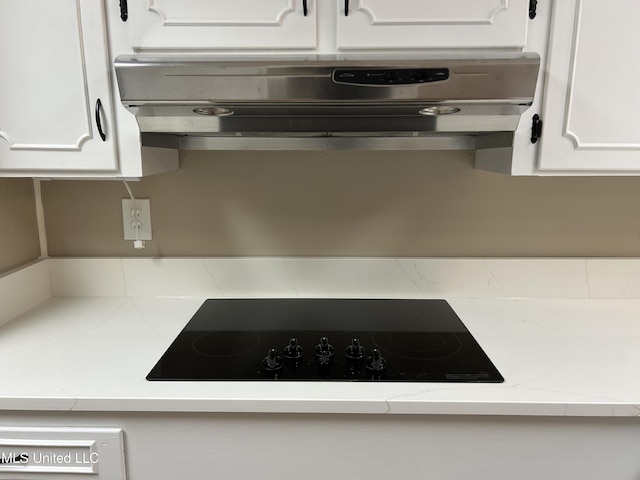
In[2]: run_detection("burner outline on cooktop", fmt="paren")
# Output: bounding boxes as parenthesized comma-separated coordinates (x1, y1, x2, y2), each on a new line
(372, 331, 463, 360)
(192, 331, 261, 357)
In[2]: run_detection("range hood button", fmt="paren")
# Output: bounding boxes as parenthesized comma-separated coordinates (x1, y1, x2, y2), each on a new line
(382, 71, 401, 83)
(332, 68, 450, 85)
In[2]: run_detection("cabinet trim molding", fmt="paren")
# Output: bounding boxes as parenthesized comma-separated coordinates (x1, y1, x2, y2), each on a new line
(564, 0, 640, 151)
(147, 0, 297, 27)
(357, 0, 508, 26)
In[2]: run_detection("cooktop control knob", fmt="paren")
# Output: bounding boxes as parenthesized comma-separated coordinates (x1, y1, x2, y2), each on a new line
(345, 338, 365, 361)
(315, 337, 335, 366)
(262, 348, 284, 372)
(315, 337, 335, 358)
(365, 348, 387, 373)
(317, 351, 333, 367)
(284, 337, 304, 360)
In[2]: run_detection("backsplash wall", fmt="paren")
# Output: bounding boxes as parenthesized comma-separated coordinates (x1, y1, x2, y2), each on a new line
(0, 178, 40, 273)
(41, 150, 640, 257)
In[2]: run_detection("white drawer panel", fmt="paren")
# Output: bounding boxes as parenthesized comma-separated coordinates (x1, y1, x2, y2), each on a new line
(0, 427, 124, 480)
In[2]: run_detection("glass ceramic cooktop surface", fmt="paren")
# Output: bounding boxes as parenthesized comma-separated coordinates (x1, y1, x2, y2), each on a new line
(147, 299, 504, 382)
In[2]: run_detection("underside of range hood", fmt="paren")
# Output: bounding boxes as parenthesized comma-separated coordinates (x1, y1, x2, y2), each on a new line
(114, 52, 540, 153)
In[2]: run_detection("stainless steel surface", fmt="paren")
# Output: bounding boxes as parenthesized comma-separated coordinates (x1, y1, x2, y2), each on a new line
(174, 134, 479, 151)
(141, 132, 512, 152)
(114, 52, 539, 152)
(131, 104, 524, 134)
(115, 53, 539, 104)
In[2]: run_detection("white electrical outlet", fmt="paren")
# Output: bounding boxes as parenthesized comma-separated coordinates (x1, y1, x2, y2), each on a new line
(122, 199, 152, 240)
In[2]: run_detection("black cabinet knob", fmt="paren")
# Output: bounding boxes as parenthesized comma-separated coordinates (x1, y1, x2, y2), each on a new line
(95, 99, 106, 141)
(119, 0, 128, 21)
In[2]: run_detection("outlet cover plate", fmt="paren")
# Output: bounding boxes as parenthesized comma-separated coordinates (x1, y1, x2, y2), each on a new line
(122, 199, 152, 240)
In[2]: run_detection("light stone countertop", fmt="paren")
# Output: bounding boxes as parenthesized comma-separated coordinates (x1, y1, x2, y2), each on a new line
(1, 258, 640, 416)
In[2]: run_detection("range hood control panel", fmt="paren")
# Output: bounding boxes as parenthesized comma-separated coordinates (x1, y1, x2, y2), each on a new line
(333, 68, 449, 85)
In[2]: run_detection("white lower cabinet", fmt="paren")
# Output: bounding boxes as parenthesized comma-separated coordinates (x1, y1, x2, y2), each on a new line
(2, 413, 640, 479)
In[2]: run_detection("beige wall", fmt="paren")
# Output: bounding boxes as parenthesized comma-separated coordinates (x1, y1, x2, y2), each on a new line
(0, 178, 40, 273)
(41, 150, 640, 257)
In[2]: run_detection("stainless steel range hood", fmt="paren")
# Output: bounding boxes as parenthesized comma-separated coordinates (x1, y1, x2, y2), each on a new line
(114, 52, 539, 153)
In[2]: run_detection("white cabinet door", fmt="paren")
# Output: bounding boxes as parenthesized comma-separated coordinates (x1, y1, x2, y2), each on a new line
(0, 0, 117, 173)
(119, 0, 316, 52)
(336, 0, 531, 50)
(537, 0, 640, 173)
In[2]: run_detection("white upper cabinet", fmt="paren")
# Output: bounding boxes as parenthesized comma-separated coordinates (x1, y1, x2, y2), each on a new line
(336, 0, 532, 50)
(119, 0, 317, 52)
(535, 0, 640, 173)
(0, 0, 117, 173)
(477, 0, 640, 175)
(112, 0, 532, 53)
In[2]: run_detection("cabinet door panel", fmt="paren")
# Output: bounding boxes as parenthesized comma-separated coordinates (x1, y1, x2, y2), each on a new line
(538, 0, 640, 172)
(123, 0, 316, 51)
(148, 0, 297, 25)
(0, 0, 116, 172)
(337, 0, 530, 50)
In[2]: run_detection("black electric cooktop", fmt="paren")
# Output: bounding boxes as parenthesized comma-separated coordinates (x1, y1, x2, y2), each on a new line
(147, 299, 503, 382)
